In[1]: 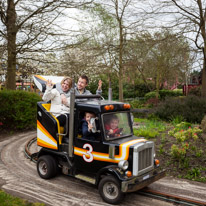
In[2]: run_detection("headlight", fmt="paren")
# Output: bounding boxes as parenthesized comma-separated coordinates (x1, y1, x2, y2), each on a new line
(118, 160, 129, 170)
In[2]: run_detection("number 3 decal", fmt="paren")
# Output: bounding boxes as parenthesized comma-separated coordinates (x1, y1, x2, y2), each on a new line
(83, 143, 93, 162)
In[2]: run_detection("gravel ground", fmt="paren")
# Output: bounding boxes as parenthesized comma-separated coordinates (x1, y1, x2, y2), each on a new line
(0, 131, 205, 206)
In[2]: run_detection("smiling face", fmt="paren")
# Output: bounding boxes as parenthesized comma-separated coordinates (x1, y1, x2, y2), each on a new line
(110, 119, 119, 130)
(77, 77, 88, 92)
(61, 79, 71, 92)
(85, 112, 95, 122)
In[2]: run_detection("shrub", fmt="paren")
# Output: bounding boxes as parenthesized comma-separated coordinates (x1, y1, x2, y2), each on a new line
(0, 90, 41, 130)
(145, 89, 183, 101)
(159, 89, 183, 99)
(87, 74, 155, 100)
(188, 86, 201, 97)
(125, 81, 154, 98)
(128, 99, 145, 109)
(154, 96, 206, 123)
(145, 91, 159, 100)
(168, 124, 202, 142)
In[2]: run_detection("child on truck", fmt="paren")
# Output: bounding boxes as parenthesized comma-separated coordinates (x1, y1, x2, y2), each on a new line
(105, 115, 123, 138)
(82, 112, 96, 140)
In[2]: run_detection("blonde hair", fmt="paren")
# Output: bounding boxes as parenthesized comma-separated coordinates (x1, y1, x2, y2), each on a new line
(61, 77, 72, 90)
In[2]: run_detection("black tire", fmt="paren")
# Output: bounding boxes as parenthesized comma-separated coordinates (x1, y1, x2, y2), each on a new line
(98, 176, 124, 204)
(37, 155, 58, 179)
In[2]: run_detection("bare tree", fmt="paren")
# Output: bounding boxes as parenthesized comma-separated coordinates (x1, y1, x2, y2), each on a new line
(79, 0, 149, 101)
(147, 0, 206, 97)
(0, 0, 93, 90)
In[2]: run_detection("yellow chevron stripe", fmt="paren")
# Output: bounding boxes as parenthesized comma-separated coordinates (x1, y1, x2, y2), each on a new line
(37, 120, 57, 143)
(37, 138, 57, 150)
(37, 120, 57, 150)
(35, 75, 47, 81)
(41, 104, 61, 135)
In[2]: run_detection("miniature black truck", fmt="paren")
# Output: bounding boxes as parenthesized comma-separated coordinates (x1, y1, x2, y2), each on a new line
(36, 87, 165, 204)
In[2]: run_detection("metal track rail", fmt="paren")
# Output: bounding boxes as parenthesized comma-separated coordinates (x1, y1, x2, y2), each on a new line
(24, 136, 38, 163)
(139, 188, 206, 206)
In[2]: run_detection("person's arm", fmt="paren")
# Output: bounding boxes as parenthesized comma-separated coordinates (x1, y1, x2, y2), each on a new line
(82, 121, 92, 137)
(42, 80, 56, 102)
(96, 80, 102, 95)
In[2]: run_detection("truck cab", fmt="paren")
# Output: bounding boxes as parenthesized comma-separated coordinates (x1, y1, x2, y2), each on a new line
(36, 90, 165, 204)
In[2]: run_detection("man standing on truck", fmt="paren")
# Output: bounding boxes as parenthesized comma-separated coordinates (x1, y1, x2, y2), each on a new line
(75, 74, 102, 95)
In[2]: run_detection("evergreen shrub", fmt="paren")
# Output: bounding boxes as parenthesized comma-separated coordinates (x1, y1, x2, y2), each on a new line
(129, 99, 145, 109)
(159, 89, 183, 99)
(145, 89, 183, 101)
(154, 96, 206, 123)
(145, 91, 159, 100)
(0, 90, 41, 130)
(87, 74, 155, 100)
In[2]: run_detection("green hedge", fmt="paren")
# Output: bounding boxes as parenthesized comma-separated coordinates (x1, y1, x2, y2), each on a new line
(154, 96, 206, 123)
(0, 90, 41, 130)
(145, 89, 183, 101)
(87, 74, 155, 100)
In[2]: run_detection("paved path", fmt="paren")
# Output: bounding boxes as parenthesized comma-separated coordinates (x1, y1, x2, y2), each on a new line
(0, 131, 205, 205)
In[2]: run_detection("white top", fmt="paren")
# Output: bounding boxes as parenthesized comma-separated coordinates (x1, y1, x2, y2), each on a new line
(42, 85, 70, 117)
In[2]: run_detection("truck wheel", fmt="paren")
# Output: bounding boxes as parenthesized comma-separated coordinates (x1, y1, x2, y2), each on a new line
(98, 176, 124, 204)
(37, 155, 58, 179)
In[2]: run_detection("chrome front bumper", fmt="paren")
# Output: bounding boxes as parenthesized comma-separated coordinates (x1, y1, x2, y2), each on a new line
(121, 169, 166, 193)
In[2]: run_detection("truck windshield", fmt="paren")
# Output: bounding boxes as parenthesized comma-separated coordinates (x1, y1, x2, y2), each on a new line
(103, 112, 132, 140)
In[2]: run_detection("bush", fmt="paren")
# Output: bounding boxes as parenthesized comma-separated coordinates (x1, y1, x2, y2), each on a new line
(188, 86, 201, 97)
(0, 90, 41, 130)
(154, 96, 206, 123)
(87, 74, 155, 100)
(159, 89, 183, 99)
(145, 91, 159, 100)
(145, 89, 183, 101)
(128, 99, 145, 109)
(123, 81, 155, 99)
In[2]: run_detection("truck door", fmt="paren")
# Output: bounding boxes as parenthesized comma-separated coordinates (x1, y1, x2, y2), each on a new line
(73, 111, 109, 174)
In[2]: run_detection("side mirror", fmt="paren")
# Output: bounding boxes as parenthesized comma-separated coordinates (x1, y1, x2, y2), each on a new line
(90, 118, 97, 133)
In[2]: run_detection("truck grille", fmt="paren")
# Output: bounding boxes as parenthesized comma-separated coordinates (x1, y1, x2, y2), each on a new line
(132, 141, 154, 176)
(138, 148, 152, 171)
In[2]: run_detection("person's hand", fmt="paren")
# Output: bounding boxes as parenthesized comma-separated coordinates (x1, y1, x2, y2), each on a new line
(46, 79, 53, 89)
(108, 129, 113, 135)
(61, 94, 68, 106)
(87, 121, 93, 131)
(98, 80, 102, 90)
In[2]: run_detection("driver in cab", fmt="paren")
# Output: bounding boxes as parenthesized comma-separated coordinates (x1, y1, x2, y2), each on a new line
(105, 115, 123, 138)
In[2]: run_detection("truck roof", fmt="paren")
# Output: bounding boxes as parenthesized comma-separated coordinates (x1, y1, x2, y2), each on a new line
(75, 99, 130, 113)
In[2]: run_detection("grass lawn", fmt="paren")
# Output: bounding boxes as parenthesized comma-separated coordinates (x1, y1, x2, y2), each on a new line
(0, 190, 45, 206)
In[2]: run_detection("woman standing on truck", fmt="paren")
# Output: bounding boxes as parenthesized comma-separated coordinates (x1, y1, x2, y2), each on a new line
(42, 77, 72, 126)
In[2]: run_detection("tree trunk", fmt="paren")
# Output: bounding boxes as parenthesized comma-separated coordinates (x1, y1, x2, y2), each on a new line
(118, 20, 123, 102)
(201, 58, 206, 98)
(5, 0, 17, 90)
